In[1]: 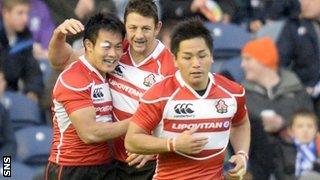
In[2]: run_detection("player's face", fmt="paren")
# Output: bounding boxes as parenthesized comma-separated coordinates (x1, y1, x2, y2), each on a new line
(175, 37, 213, 90)
(125, 12, 161, 56)
(241, 55, 264, 83)
(88, 30, 123, 74)
(290, 116, 317, 144)
(3, 4, 30, 32)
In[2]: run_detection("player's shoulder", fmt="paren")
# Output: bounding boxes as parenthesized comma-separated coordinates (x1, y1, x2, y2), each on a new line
(157, 42, 174, 61)
(141, 75, 179, 102)
(58, 60, 93, 91)
(214, 73, 245, 96)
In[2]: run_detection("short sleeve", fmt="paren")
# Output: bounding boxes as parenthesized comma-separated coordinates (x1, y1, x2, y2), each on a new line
(131, 100, 165, 134)
(232, 88, 247, 125)
(54, 81, 93, 115)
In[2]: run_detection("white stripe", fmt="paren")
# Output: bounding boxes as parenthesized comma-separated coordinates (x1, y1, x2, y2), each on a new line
(79, 55, 106, 82)
(156, 60, 165, 79)
(140, 85, 179, 104)
(301, 145, 316, 161)
(129, 40, 165, 67)
(164, 98, 237, 119)
(112, 62, 164, 91)
(59, 77, 93, 92)
(174, 146, 227, 161)
(159, 130, 230, 150)
(54, 61, 94, 92)
(175, 71, 215, 99)
(53, 100, 71, 163)
(96, 115, 113, 122)
(233, 88, 245, 97)
(111, 88, 138, 114)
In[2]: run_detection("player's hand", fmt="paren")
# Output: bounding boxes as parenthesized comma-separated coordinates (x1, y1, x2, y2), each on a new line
(126, 152, 154, 168)
(175, 128, 208, 154)
(191, 0, 206, 12)
(55, 18, 84, 36)
(227, 154, 247, 180)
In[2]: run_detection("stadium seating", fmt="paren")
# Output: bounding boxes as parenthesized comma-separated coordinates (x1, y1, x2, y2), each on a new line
(15, 125, 52, 166)
(212, 56, 244, 83)
(204, 22, 252, 60)
(4, 91, 41, 129)
(39, 59, 52, 82)
(0, 161, 36, 180)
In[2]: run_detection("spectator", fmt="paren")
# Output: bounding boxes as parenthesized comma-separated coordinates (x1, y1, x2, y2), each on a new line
(234, 0, 300, 32)
(29, 0, 55, 60)
(274, 109, 320, 180)
(0, 68, 16, 157)
(159, 0, 237, 24)
(43, 0, 116, 46)
(277, 0, 320, 118)
(277, 0, 320, 91)
(0, 0, 44, 102)
(241, 37, 314, 180)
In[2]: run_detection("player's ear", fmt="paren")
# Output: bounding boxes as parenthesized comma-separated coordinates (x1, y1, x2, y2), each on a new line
(173, 56, 178, 68)
(155, 21, 162, 36)
(84, 39, 94, 52)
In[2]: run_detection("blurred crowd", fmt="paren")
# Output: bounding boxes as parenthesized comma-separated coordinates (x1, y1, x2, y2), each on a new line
(0, 0, 320, 179)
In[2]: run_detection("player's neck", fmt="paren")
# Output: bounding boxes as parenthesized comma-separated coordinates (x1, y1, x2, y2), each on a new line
(130, 40, 158, 64)
(85, 55, 106, 79)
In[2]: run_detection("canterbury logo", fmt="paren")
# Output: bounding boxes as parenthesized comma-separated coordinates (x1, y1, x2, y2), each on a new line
(174, 103, 194, 114)
(113, 64, 124, 77)
(93, 87, 104, 98)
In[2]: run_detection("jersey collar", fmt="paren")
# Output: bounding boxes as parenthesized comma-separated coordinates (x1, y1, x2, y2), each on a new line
(128, 39, 165, 67)
(175, 70, 215, 99)
(79, 55, 106, 82)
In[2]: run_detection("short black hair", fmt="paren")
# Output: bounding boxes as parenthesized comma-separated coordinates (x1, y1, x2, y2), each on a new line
(170, 18, 213, 57)
(289, 109, 318, 128)
(83, 13, 125, 47)
(124, 0, 159, 25)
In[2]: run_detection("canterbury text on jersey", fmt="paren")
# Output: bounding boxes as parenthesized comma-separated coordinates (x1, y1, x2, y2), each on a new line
(132, 71, 247, 179)
(49, 55, 113, 166)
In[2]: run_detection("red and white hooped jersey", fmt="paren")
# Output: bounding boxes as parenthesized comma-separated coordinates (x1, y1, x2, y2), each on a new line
(108, 40, 176, 162)
(49, 55, 113, 166)
(132, 71, 247, 180)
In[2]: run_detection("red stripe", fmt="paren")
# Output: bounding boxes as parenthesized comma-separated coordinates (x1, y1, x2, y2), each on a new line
(113, 108, 133, 121)
(163, 118, 231, 133)
(58, 165, 63, 180)
(108, 75, 145, 99)
(45, 161, 50, 180)
(193, 149, 224, 158)
(94, 101, 112, 116)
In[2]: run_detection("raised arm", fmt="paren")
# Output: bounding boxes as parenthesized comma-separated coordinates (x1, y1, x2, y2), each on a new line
(48, 19, 85, 70)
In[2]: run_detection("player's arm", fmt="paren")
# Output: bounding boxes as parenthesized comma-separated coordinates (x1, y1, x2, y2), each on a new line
(69, 106, 129, 144)
(230, 113, 250, 155)
(48, 18, 84, 70)
(125, 100, 208, 155)
(228, 113, 251, 178)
